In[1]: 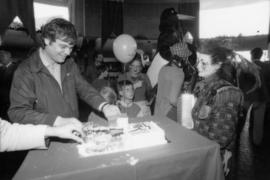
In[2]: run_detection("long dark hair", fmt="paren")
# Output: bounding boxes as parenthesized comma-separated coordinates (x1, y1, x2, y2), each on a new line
(203, 46, 236, 84)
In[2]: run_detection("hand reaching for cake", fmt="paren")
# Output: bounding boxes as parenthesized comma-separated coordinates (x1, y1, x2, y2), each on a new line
(102, 104, 121, 119)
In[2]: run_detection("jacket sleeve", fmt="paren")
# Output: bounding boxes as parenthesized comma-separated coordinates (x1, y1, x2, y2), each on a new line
(72, 62, 105, 110)
(0, 119, 47, 152)
(8, 67, 57, 125)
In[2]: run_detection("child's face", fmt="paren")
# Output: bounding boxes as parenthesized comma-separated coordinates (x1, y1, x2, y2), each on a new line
(121, 85, 134, 100)
(129, 60, 142, 77)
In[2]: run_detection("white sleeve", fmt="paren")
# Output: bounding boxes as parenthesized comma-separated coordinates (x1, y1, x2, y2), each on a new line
(0, 119, 48, 152)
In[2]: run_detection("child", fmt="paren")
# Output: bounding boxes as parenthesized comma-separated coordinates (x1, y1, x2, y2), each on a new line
(87, 86, 117, 126)
(117, 80, 150, 118)
(92, 64, 110, 91)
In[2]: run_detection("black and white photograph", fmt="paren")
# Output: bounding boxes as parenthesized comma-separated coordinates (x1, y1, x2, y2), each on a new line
(0, 0, 269, 179)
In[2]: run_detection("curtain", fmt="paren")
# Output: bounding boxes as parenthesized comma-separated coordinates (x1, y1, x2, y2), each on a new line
(178, 0, 199, 46)
(101, 0, 123, 47)
(68, 0, 85, 36)
(0, 0, 36, 39)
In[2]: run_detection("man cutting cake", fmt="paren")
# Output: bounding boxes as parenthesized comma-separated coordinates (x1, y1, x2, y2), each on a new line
(8, 18, 121, 129)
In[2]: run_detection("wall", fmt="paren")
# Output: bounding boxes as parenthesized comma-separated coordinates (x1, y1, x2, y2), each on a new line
(84, 1, 178, 39)
(84, 0, 102, 37)
(124, 2, 178, 39)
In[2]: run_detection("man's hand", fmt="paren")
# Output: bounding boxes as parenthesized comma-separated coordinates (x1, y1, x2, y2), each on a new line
(45, 124, 84, 144)
(102, 104, 121, 119)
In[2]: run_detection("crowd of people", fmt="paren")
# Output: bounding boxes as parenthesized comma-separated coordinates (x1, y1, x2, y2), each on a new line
(0, 7, 269, 180)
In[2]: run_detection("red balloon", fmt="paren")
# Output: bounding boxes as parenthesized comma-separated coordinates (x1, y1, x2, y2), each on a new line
(113, 34, 137, 63)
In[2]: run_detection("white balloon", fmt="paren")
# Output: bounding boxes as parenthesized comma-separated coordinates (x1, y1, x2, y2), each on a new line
(113, 34, 137, 63)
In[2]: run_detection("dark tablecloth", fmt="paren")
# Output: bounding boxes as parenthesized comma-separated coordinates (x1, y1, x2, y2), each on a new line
(13, 116, 224, 180)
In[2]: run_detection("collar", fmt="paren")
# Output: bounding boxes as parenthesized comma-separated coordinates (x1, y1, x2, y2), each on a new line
(29, 49, 45, 73)
(39, 48, 57, 68)
(29, 48, 57, 73)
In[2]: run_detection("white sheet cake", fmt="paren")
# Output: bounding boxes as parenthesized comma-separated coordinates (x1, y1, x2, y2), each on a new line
(78, 121, 167, 157)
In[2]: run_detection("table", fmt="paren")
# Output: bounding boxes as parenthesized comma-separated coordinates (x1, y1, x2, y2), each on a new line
(13, 116, 224, 180)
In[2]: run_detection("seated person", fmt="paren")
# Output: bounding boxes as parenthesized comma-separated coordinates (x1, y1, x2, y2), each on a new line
(117, 80, 151, 118)
(85, 51, 105, 83)
(118, 54, 153, 103)
(92, 64, 110, 91)
(88, 86, 117, 126)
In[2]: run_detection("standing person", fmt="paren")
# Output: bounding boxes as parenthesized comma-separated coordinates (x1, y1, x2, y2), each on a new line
(85, 51, 105, 83)
(8, 18, 120, 126)
(154, 42, 190, 121)
(147, 7, 194, 88)
(247, 47, 270, 145)
(192, 46, 244, 177)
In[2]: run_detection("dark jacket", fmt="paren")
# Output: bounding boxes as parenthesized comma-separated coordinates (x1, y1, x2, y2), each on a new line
(8, 50, 105, 125)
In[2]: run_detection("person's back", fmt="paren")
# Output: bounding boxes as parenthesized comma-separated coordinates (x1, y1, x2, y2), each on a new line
(155, 42, 190, 121)
(155, 64, 184, 119)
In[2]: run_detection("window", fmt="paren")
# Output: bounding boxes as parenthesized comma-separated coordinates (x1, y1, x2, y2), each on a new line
(200, 0, 270, 60)
(200, 1, 269, 38)
(33, 2, 69, 30)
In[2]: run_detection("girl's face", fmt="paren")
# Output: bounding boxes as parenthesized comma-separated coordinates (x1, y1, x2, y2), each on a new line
(197, 53, 221, 78)
(129, 60, 142, 77)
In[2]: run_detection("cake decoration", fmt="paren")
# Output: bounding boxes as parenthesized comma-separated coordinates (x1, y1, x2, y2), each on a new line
(77, 121, 167, 157)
